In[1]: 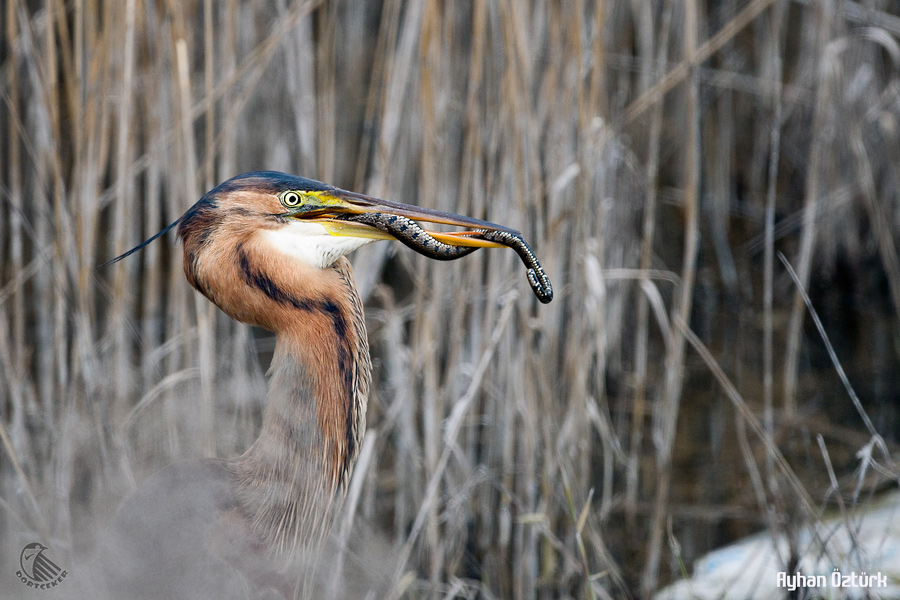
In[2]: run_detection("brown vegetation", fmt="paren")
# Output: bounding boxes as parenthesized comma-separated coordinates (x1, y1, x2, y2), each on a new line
(2, 1, 900, 597)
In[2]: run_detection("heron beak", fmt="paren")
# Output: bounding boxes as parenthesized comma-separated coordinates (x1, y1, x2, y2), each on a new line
(284, 189, 515, 249)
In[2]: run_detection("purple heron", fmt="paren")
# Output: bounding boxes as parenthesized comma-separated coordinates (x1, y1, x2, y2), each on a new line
(100, 171, 551, 598)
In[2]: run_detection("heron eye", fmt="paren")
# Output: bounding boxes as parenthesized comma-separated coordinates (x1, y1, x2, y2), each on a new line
(280, 191, 304, 208)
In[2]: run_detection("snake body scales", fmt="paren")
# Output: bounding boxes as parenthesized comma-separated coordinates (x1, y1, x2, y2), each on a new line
(345, 212, 553, 304)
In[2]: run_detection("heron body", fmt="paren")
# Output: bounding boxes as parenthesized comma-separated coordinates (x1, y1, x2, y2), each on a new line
(178, 177, 371, 552)
(101, 172, 550, 598)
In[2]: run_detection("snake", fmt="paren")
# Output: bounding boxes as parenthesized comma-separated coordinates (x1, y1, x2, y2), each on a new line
(343, 212, 553, 304)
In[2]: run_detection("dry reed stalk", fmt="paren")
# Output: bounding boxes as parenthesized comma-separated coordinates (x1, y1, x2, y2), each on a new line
(679, 320, 815, 511)
(641, 0, 702, 594)
(3, 0, 28, 511)
(734, 410, 785, 566)
(624, 0, 778, 124)
(782, 3, 836, 415)
(112, 0, 137, 428)
(850, 122, 900, 321)
(628, 2, 672, 530)
(203, 0, 214, 191)
(389, 293, 517, 594)
(314, 3, 336, 182)
(779, 254, 894, 471)
(279, 2, 317, 176)
(762, 0, 786, 493)
(0, 333, 48, 540)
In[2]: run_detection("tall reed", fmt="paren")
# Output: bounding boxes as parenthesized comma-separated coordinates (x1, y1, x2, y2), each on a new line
(2, 1, 900, 597)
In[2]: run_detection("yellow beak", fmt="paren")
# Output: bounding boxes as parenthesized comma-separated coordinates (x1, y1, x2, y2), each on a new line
(284, 188, 515, 249)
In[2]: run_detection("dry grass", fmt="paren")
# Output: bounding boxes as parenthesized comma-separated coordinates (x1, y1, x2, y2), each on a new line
(3, 1, 900, 598)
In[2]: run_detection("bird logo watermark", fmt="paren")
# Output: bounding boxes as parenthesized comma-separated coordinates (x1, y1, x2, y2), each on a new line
(15, 542, 68, 590)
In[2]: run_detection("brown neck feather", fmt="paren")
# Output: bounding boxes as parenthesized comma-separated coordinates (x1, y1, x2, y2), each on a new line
(191, 231, 370, 553)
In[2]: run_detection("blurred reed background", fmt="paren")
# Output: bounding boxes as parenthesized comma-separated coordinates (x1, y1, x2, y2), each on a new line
(2, 0, 900, 598)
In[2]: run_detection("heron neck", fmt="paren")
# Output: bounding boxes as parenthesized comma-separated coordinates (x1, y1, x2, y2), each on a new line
(233, 258, 370, 553)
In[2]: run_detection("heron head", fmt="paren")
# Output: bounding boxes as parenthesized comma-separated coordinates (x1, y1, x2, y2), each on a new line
(104, 170, 551, 330)
(175, 171, 515, 275)
(149, 171, 521, 328)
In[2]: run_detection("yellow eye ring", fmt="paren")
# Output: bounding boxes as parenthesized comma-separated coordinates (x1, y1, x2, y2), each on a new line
(280, 191, 303, 208)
